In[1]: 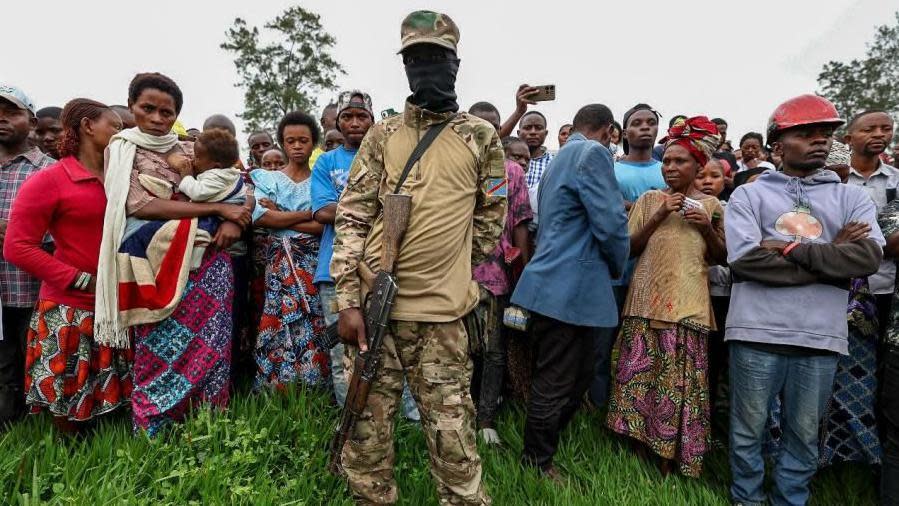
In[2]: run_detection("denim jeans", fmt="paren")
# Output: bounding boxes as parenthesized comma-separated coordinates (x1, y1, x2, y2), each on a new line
(319, 283, 348, 407)
(728, 342, 838, 506)
(319, 283, 419, 421)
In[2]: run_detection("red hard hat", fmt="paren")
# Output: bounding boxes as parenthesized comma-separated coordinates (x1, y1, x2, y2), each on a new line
(766, 94, 845, 142)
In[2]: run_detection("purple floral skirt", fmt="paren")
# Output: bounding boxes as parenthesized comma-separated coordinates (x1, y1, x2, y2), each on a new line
(606, 317, 710, 477)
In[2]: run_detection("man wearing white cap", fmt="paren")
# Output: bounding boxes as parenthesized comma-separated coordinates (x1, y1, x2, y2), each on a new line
(0, 84, 54, 425)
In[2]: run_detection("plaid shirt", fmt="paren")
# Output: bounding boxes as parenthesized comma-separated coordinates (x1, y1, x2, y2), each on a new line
(1, 147, 54, 307)
(525, 150, 554, 189)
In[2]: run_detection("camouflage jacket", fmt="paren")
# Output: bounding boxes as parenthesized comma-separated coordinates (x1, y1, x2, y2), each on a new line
(331, 101, 507, 321)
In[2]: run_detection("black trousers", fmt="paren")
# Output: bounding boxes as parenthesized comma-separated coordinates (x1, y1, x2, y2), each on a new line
(522, 312, 600, 470)
(471, 294, 508, 429)
(0, 306, 33, 425)
(588, 285, 627, 408)
(230, 253, 255, 384)
(877, 293, 893, 342)
(882, 345, 899, 504)
(708, 295, 730, 420)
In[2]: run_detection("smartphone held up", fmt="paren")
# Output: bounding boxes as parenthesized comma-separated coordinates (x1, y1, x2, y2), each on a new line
(529, 84, 556, 102)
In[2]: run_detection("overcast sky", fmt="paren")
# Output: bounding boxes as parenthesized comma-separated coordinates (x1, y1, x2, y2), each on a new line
(4, 0, 896, 149)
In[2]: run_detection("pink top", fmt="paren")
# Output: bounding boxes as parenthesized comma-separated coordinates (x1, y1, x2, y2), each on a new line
(4, 156, 107, 310)
(472, 160, 533, 296)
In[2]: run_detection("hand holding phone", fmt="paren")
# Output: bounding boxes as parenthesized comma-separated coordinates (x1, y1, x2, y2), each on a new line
(530, 84, 556, 102)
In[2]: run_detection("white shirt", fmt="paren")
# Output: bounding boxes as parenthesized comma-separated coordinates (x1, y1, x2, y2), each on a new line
(847, 161, 899, 294)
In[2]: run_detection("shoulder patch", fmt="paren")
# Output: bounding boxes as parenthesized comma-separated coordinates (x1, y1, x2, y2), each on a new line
(483, 177, 508, 197)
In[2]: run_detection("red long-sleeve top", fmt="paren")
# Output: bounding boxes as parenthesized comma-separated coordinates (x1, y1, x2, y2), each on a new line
(3, 156, 106, 310)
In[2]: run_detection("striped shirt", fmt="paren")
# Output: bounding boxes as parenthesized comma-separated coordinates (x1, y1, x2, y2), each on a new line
(0, 147, 54, 307)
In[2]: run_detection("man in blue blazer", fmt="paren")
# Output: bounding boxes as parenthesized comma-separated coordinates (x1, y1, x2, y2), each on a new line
(511, 103, 629, 479)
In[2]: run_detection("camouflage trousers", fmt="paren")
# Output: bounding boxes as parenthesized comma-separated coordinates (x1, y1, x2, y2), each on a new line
(341, 319, 490, 505)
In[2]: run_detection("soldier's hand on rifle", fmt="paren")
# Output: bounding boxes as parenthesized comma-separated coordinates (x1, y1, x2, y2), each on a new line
(338, 308, 368, 352)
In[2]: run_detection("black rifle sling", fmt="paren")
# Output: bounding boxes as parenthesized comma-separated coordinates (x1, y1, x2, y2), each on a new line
(392, 117, 453, 194)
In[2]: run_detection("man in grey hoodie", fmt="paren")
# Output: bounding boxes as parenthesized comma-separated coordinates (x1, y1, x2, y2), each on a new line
(724, 94, 884, 506)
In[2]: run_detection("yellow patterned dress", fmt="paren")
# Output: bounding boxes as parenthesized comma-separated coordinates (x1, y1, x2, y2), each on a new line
(606, 190, 723, 477)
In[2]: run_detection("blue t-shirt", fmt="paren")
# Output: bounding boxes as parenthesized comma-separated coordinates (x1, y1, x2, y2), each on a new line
(613, 159, 666, 203)
(310, 145, 357, 284)
(613, 159, 666, 286)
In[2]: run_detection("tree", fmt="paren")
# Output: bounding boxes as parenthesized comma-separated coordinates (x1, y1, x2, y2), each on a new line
(221, 6, 344, 132)
(817, 11, 899, 124)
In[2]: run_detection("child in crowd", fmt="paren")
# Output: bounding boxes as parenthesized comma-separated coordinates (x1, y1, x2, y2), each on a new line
(174, 130, 244, 204)
(322, 129, 345, 152)
(260, 148, 287, 171)
(695, 158, 730, 428)
(162, 129, 247, 261)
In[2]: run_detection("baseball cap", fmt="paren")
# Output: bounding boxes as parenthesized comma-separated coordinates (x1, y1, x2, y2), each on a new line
(0, 84, 36, 115)
(337, 90, 374, 119)
(399, 10, 460, 53)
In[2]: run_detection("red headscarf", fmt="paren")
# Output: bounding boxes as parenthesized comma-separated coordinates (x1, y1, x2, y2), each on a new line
(661, 116, 721, 166)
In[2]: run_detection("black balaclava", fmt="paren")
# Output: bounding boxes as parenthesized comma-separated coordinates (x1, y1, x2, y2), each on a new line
(403, 46, 460, 113)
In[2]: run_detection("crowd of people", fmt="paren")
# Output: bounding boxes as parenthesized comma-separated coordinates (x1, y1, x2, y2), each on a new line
(2, 8, 899, 506)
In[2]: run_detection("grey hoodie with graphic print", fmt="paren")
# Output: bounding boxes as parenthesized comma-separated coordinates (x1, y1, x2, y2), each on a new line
(724, 169, 884, 355)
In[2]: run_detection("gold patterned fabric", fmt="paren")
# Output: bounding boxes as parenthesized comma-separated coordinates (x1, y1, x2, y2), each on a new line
(623, 191, 722, 329)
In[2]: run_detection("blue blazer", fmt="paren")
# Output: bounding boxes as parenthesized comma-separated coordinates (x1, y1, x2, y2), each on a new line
(511, 133, 629, 328)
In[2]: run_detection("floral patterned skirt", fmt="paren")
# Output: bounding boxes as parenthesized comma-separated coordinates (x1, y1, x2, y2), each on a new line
(606, 317, 710, 477)
(131, 249, 233, 436)
(254, 234, 329, 390)
(25, 300, 133, 421)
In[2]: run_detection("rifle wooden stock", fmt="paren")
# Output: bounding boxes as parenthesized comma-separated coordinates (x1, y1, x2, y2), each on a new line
(329, 193, 411, 476)
(348, 355, 370, 414)
(379, 193, 412, 273)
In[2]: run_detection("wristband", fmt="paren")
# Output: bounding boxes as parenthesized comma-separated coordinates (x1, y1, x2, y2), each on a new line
(74, 272, 92, 291)
(782, 242, 800, 257)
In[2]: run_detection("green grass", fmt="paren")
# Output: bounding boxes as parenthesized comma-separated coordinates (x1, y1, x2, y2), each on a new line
(0, 388, 878, 505)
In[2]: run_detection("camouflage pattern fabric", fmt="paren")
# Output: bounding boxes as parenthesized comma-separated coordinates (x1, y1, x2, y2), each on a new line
(330, 101, 507, 315)
(340, 320, 490, 505)
(399, 10, 460, 53)
(337, 89, 374, 119)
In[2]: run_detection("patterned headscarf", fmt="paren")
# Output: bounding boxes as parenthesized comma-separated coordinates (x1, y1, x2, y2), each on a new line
(661, 116, 721, 166)
(826, 141, 851, 166)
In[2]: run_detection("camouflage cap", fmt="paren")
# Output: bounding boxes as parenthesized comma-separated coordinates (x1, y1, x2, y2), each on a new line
(398, 10, 460, 54)
(337, 90, 374, 119)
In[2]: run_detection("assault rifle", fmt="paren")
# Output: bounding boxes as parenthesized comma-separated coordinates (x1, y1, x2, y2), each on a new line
(328, 193, 412, 474)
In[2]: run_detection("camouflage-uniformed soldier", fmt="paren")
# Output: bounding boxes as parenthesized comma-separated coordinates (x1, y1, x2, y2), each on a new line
(330, 10, 506, 506)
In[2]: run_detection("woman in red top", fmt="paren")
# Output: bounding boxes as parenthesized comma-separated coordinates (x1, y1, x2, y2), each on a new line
(4, 98, 127, 431)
